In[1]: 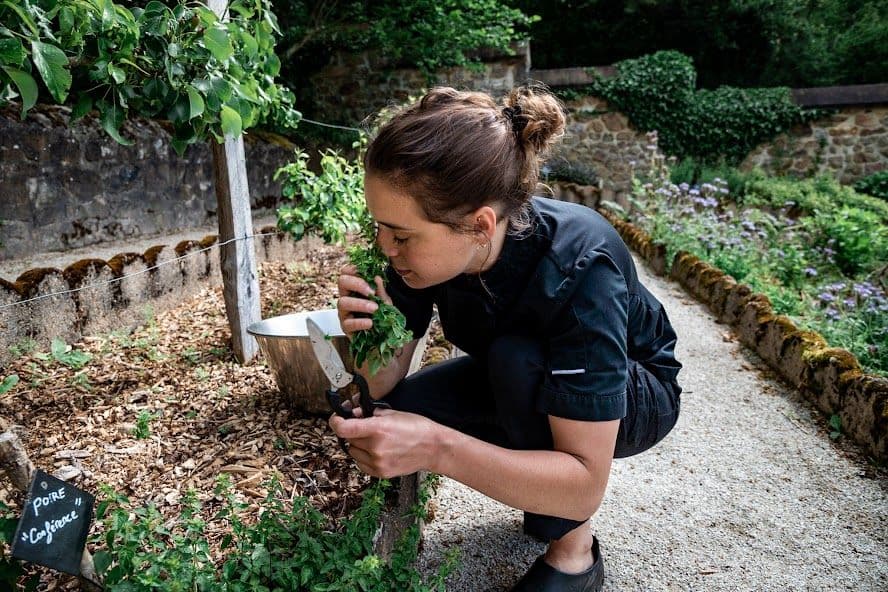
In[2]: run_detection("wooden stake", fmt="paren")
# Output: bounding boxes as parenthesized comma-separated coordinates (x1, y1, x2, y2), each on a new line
(208, 0, 261, 364)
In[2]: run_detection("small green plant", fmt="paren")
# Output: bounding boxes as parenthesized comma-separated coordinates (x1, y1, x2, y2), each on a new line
(829, 414, 842, 440)
(181, 347, 201, 365)
(854, 171, 888, 202)
(8, 337, 37, 359)
(1, 501, 39, 591)
(276, 147, 413, 374)
(71, 370, 92, 391)
(133, 410, 157, 439)
(50, 338, 92, 369)
(194, 367, 210, 382)
(0, 374, 18, 395)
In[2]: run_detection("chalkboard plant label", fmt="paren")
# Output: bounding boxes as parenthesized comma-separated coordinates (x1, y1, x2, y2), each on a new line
(11, 469, 94, 576)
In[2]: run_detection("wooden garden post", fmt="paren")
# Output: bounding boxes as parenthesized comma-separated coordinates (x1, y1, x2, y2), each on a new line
(208, 0, 260, 364)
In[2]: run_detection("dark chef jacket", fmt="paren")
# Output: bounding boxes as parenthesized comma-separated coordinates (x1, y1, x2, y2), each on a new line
(385, 196, 682, 423)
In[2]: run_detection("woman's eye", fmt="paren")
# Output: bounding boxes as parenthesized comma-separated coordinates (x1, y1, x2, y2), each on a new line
(393, 236, 408, 245)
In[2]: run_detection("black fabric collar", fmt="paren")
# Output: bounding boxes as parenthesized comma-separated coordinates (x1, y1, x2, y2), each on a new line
(448, 207, 550, 311)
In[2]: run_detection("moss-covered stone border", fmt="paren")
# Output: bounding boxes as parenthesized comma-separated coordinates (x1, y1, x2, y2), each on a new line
(0, 228, 321, 368)
(598, 208, 887, 462)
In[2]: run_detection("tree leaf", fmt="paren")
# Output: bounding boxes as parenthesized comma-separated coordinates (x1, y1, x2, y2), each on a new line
(99, 100, 134, 146)
(0, 374, 18, 395)
(0, 38, 25, 67)
(30, 41, 72, 103)
(219, 104, 242, 138)
(203, 26, 232, 62)
(71, 93, 93, 120)
(107, 63, 126, 84)
(2, 67, 37, 118)
(186, 85, 204, 120)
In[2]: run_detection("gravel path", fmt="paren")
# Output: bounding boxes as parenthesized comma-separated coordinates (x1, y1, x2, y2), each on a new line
(417, 255, 888, 592)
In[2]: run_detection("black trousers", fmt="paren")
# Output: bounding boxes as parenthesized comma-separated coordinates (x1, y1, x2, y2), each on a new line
(381, 335, 681, 541)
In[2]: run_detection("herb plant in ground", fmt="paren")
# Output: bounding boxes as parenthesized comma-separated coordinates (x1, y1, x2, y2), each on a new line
(87, 475, 454, 591)
(276, 148, 413, 374)
(619, 152, 888, 376)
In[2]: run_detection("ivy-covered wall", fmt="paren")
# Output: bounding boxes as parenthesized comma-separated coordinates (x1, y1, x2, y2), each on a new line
(0, 106, 295, 261)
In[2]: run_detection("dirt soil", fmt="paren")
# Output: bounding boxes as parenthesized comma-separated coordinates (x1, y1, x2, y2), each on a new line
(1, 244, 446, 590)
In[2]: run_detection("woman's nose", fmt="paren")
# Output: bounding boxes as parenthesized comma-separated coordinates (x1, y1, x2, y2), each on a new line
(376, 230, 398, 257)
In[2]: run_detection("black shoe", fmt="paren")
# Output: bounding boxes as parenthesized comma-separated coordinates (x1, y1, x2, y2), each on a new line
(509, 536, 604, 592)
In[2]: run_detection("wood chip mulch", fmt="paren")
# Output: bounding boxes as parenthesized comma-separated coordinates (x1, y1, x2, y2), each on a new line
(1, 244, 448, 588)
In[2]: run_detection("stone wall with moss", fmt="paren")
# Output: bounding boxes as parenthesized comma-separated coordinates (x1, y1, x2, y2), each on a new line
(741, 106, 888, 182)
(0, 106, 296, 261)
(0, 229, 317, 368)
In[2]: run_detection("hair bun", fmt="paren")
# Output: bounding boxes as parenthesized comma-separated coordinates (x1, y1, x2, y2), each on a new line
(504, 83, 566, 157)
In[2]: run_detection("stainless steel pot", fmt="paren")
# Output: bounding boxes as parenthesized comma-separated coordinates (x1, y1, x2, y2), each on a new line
(247, 309, 353, 415)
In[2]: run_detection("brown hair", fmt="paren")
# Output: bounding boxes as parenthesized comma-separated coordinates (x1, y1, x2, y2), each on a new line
(364, 83, 566, 233)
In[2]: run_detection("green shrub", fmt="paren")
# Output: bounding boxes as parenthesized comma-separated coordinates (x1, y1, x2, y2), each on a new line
(573, 51, 822, 165)
(0, 0, 300, 152)
(854, 171, 888, 202)
(741, 174, 888, 221)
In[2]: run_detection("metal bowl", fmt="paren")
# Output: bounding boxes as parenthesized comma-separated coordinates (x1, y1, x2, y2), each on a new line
(247, 309, 353, 415)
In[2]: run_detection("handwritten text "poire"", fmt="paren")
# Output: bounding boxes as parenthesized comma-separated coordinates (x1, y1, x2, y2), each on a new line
(20, 511, 80, 546)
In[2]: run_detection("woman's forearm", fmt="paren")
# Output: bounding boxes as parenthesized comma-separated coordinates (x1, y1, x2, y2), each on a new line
(358, 338, 418, 399)
(430, 424, 612, 522)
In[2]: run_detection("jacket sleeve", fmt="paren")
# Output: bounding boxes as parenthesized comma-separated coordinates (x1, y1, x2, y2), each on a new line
(537, 252, 629, 421)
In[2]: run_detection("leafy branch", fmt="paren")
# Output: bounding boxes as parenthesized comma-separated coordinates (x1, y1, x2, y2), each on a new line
(0, 0, 301, 153)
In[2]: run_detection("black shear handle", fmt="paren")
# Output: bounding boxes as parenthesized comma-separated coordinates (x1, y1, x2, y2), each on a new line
(326, 373, 377, 419)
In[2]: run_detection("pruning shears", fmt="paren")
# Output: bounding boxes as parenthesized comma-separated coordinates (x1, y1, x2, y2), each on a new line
(305, 316, 389, 452)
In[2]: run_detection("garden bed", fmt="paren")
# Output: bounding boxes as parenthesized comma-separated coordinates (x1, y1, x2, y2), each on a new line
(1, 244, 447, 589)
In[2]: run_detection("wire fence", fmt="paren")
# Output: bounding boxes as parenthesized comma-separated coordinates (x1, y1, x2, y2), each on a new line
(0, 232, 281, 311)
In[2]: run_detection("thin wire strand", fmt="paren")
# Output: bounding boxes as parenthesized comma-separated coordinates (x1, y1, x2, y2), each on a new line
(0, 232, 281, 311)
(299, 117, 363, 133)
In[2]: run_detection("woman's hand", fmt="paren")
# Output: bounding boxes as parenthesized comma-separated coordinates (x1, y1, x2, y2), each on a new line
(329, 408, 441, 478)
(336, 265, 391, 337)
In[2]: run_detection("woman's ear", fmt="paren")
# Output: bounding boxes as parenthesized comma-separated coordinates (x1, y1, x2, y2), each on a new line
(472, 205, 498, 243)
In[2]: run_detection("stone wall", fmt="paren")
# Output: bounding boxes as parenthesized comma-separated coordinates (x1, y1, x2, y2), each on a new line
(552, 96, 660, 207)
(307, 42, 530, 125)
(0, 105, 296, 261)
(741, 106, 888, 182)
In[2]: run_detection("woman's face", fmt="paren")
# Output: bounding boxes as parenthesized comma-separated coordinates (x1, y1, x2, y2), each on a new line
(364, 174, 486, 289)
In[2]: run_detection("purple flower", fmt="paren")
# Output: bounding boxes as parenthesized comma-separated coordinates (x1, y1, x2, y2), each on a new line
(819, 293, 836, 303)
(804, 267, 818, 277)
(843, 298, 857, 309)
(742, 220, 756, 232)
(689, 188, 701, 196)
(679, 182, 690, 192)
(825, 308, 841, 321)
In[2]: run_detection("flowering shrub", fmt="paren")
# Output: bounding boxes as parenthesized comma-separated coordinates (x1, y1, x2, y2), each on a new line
(624, 155, 888, 375)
